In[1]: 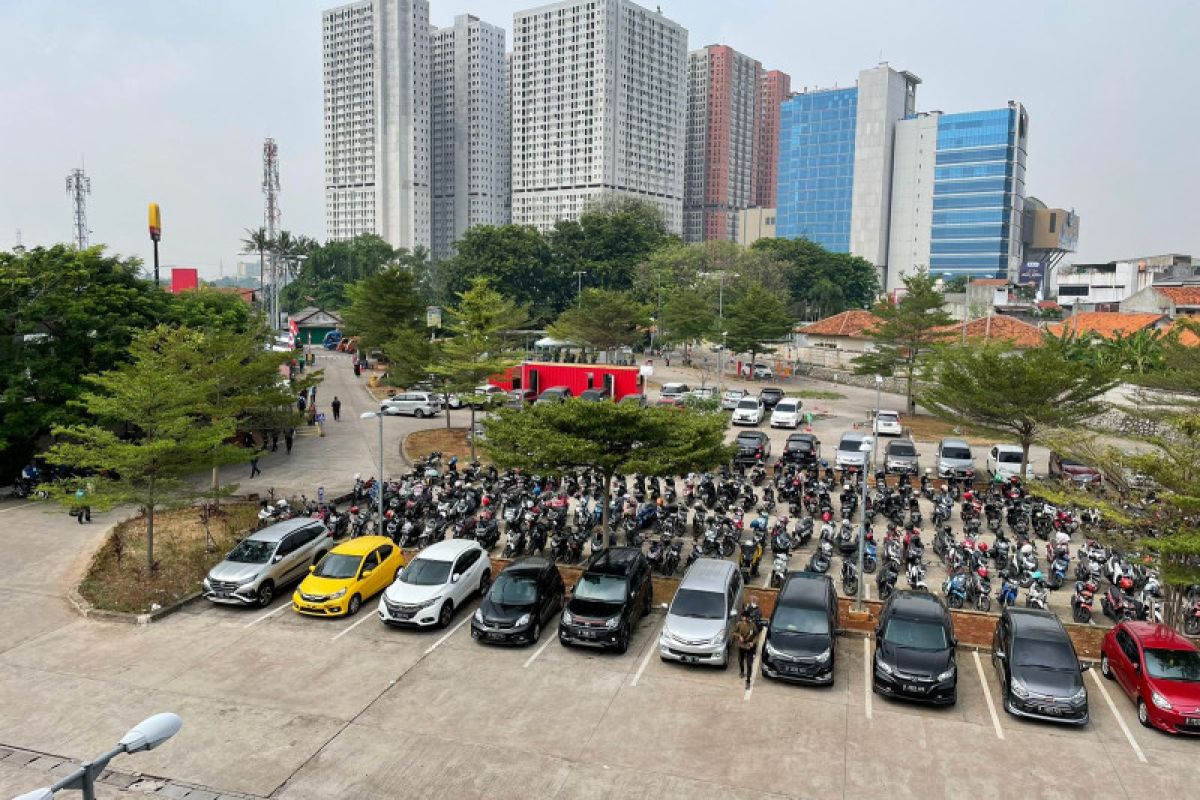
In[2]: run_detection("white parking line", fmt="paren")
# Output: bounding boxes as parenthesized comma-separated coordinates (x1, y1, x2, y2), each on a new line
(1090, 667, 1147, 763)
(630, 624, 663, 687)
(744, 628, 766, 701)
(864, 581, 871, 601)
(0, 501, 38, 514)
(523, 635, 554, 669)
(243, 603, 290, 629)
(973, 650, 1005, 740)
(424, 617, 470, 655)
(332, 609, 379, 641)
(864, 637, 873, 720)
(760, 569, 772, 588)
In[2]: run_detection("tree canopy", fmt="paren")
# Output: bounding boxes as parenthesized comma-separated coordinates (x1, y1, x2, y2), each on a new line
(440, 224, 563, 323)
(751, 237, 879, 315)
(340, 266, 423, 351)
(278, 234, 415, 312)
(548, 288, 649, 358)
(722, 283, 793, 367)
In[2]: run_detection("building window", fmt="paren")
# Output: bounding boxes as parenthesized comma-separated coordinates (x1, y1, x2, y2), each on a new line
(1049, 212, 1057, 233)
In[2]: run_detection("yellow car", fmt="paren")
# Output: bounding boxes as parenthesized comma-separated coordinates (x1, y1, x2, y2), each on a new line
(292, 536, 404, 617)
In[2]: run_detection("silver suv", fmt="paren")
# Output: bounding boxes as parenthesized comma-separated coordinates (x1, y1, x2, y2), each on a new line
(658, 559, 743, 668)
(380, 392, 441, 418)
(203, 518, 332, 607)
(937, 437, 976, 479)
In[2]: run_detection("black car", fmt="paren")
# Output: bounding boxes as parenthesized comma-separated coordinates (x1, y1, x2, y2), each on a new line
(762, 572, 838, 685)
(759, 387, 785, 410)
(734, 431, 771, 465)
(559, 547, 653, 653)
(619, 393, 647, 407)
(471, 557, 566, 646)
(782, 433, 820, 466)
(991, 608, 1090, 725)
(535, 386, 572, 404)
(579, 388, 610, 402)
(873, 591, 958, 705)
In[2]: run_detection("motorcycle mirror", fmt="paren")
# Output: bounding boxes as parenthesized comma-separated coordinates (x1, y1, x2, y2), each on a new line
(995, 650, 1006, 660)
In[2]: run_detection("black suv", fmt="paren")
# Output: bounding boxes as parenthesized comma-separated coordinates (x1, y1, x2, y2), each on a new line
(559, 547, 653, 653)
(734, 431, 771, 465)
(762, 572, 838, 685)
(782, 433, 820, 466)
(991, 608, 1089, 725)
(472, 556, 566, 646)
(759, 387, 785, 409)
(873, 591, 958, 705)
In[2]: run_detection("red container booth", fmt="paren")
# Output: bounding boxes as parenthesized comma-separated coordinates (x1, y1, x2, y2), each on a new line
(490, 362, 641, 400)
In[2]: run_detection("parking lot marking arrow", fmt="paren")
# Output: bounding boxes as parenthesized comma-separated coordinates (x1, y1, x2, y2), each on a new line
(973, 650, 1004, 740)
(1090, 666, 1147, 763)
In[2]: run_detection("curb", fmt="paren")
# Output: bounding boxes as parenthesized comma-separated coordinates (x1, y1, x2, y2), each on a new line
(67, 583, 204, 626)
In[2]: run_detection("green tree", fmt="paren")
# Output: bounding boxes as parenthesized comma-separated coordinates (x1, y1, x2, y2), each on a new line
(919, 342, 1116, 476)
(381, 329, 438, 389)
(441, 224, 564, 323)
(722, 283, 793, 369)
(1106, 328, 1168, 375)
(240, 227, 272, 291)
(941, 274, 968, 293)
(169, 287, 254, 332)
(42, 327, 249, 571)
(341, 267, 423, 351)
(549, 196, 672, 292)
(482, 401, 732, 530)
(279, 234, 399, 312)
(548, 288, 649, 361)
(658, 287, 716, 352)
(752, 237, 879, 313)
(855, 269, 954, 414)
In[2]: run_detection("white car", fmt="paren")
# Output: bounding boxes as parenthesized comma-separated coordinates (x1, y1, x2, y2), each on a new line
(688, 387, 718, 400)
(721, 389, 747, 410)
(740, 362, 774, 380)
(377, 540, 491, 628)
(731, 397, 764, 426)
(770, 398, 802, 429)
(873, 410, 902, 437)
(987, 444, 1034, 480)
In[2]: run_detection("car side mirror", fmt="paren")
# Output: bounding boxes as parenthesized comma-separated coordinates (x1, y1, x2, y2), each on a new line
(361, 569, 374, 579)
(950, 638, 959, 648)
(995, 650, 1006, 660)
(1080, 662, 1092, 673)
(451, 573, 461, 583)
(729, 608, 738, 618)
(308, 565, 315, 573)
(272, 555, 283, 564)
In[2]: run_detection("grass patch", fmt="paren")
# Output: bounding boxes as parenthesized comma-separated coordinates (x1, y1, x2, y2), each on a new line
(78, 503, 259, 614)
(405, 426, 490, 465)
(795, 389, 846, 400)
(903, 414, 994, 445)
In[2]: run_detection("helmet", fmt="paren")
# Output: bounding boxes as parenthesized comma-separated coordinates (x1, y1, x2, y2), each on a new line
(1031, 571, 1043, 582)
(354, 473, 361, 480)
(350, 506, 359, 514)
(976, 566, 989, 579)
(940, 484, 948, 492)
(385, 509, 395, 519)
(978, 542, 989, 553)
(1119, 576, 1133, 590)
(1020, 543, 1033, 555)
(532, 485, 542, 496)
(924, 468, 932, 475)
(843, 484, 850, 492)
(481, 496, 490, 506)
(822, 511, 832, 522)
(963, 491, 973, 500)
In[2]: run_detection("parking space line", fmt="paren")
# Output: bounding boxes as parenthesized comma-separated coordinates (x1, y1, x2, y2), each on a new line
(864, 637, 873, 720)
(523, 636, 554, 669)
(243, 603, 290, 629)
(332, 609, 378, 641)
(744, 628, 766, 701)
(424, 617, 469, 655)
(973, 650, 1005, 740)
(1090, 667, 1147, 763)
(630, 623, 663, 687)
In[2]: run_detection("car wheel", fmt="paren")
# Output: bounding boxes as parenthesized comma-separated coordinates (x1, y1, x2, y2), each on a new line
(1137, 698, 1151, 728)
(438, 600, 454, 628)
(479, 570, 492, 597)
(347, 594, 362, 616)
(531, 621, 541, 643)
(414, 409, 425, 419)
(643, 586, 652, 616)
(256, 581, 275, 608)
(1100, 653, 1113, 680)
(616, 632, 629, 654)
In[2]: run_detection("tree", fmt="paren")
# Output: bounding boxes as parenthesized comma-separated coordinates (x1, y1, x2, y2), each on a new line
(722, 283, 792, 369)
(481, 401, 732, 530)
(941, 274, 968, 293)
(241, 227, 272, 293)
(548, 288, 649, 361)
(41, 327, 249, 571)
(169, 287, 254, 332)
(341, 267, 423, 351)
(548, 197, 672, 292)
(658, 287, 716, 353)
(751, 237, 879, 313)
(919, 342, 1116, 476)
(381, 329, 438, 389)
(1106, 328, 1168, 376)
(854, 269, 955, 414)
(278, 233, 399, 313)
(441, 224, 565, 323)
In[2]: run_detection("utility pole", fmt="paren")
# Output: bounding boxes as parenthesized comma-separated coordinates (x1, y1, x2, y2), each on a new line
(65, 167, 91, 249)
(262, 139, 281, 330)
(574, 270, 587, 305)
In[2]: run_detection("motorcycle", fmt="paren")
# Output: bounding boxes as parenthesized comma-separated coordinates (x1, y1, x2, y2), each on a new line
(1072, 579, 1098, 624)
(906, 560, 928, 592)
(662, 539, 683, 576)
(807, 540, 833, 574)
(770, 551, 789, 588)
(841, 559, 859, 597)
(1025, 577, 1049, 610)
(1045, 548, 1070, 590)
(943, 571, 968, 609)
(998, 576, 1020, 609)
(876, 559, 900, 600)
(739, 539, 763, 581)
(1100, 582, 1138, 621)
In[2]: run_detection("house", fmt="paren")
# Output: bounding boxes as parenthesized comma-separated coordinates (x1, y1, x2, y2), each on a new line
(1046, 311, 1171, 341)
(1122, 285, 1200, 317)
(797, 310, 882, 353)
(289, 307, 344, 347)
(934, 315, 1044, 348)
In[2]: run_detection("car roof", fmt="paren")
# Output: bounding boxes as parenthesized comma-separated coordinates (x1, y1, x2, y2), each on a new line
(778, 571, 833, 606)
(329, 535, 393, 556)
(993, 443, 1023, 452)
(584, 546, 643, 576)
(787, 432, 817, 441)
(1006, 607, 1068, 640)
(678, 557, 736, 591)
(877, 409, 900, 416)
(886, 438, 916, 449)
(1123, 621, 1198, 649)
(414, 538, 481, 562)
(736, 430, 766, 439)
(774, 398, 799, 406)
(540, 386, 570, 393)
(247, 517, 323, 543)
(885, 591, 950, 621)
(760, 386, 783, 393)
(838, 431, 866, 445)
(940, 437, 970, 448)
(504, 556, 553, 575)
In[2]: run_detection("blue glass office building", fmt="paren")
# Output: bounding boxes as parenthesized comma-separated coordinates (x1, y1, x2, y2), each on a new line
(774, 88, 858, 252)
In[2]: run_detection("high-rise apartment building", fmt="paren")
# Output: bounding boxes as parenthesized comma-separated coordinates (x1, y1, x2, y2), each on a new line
(510, 0, 688, 233)
(323, 0, 430, 251)
(753, 70, 790, 209)
(430, 14, 510, 262)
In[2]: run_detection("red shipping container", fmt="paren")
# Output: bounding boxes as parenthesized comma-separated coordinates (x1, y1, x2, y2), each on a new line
(489, 362, 641, 400)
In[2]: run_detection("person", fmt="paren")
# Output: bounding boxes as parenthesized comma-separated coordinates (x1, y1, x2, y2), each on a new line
(297, 394, 307, 414)
(310, 385, 317, 404)
(271, 430, 280, 452)
(331, 396, 342, 421)
(732, 609, 758, 687)
(249, 452, 262, 478)
(72, 487, 91, 524)
(315, 411, 326, 437)
(307, 404, 317, 426)
(284, 427, 295, 454)
(353, 361, 361, 377)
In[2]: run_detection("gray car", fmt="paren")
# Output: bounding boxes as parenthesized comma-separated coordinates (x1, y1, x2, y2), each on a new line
(937, 437, 977, 479)
(884, 438, 921, 475)
(658, 559, 743, 668)
(835, 431, 869, 471)
(203, 518, 332, 607)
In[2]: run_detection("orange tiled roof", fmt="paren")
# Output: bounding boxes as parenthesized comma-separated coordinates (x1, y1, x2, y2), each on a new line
(1167, 321, 1200, 346)
(934, 315, 1044, 348)
(803, 309, 882, 338)
(1037, 301, 1061, 310)
(970, 278, 1007, 286)
(1156, 286, 1200, 306)
(1047, 312, 1167, 340)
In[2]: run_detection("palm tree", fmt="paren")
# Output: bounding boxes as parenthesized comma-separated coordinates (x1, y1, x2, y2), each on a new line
(241, 227, 273, 294)
(1108, 328, 1166, 375)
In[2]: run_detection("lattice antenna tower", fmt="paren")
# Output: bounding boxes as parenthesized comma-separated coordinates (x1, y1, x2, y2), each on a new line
(66, 167, 91, 249)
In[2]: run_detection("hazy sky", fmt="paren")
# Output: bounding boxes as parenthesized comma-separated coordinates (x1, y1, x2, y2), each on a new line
(2, 0, 1196, 277)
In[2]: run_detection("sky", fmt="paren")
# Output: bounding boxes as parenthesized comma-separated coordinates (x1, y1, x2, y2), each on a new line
(1, 0, 1197, 278)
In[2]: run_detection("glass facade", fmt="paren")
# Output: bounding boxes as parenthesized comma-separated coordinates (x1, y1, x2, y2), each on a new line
(928, 108, 1026, 280)
(774, 88, 858, 252)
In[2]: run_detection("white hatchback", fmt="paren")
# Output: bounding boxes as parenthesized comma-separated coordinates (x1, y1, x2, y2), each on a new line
(731, 397, 764, 426)
(770, 398, 802, 429)
(378, 540, 491, 628)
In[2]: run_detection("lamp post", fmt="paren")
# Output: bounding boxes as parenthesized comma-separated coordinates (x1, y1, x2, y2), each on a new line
(574, 270, 587, 305)
(360, 411, 386, 536)
(14, 713, 182, 800)
(719, 331, 728, 394)
(856, 437, 874, 613)
(872, 375, 883, 474)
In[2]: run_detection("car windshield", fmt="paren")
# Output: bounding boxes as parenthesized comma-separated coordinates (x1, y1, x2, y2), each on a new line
(788, 439, 813, 451)
(839, 437, 862, 452)
(314, 553, 362, 579)
(1144, 648, 1200, 681)
(226, 539, 275, 564)
(1060, 457, 1083, 467)
(725, 391, 744, 399)
(662, 385, 685, 395)
(771, 605, 830, 636)
(574, 574, 627, 603)
(737, 399, 758, 409)
(942, 446, 972, 460)
(400, 558, 452, 586)
(889, 442, 916, 456)
(998, 451, 1022, 463)
(1014, 639, 1078, 671)
(775, 402, 798, 413)
(883, 618, 949, 650)
(489, 573, 539, 605)
(669, 588, 725, 619)
(878, 413, 898, 423)
(736, 434, 761, 447)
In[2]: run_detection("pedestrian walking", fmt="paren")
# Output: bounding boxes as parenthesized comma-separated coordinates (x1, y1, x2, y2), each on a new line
(310, 385, 317, 404)
(353, 361, 361, 377)
(331, 396, 341, 421)
(733, 610, 758, 688)
(316, 411, 326, 437)
(271, 430, 280, 452)
(297, 394, 307, 414)
(249, 453, 262, 478)
(306, 404, 317, 426)
(284, 427, 295, 454)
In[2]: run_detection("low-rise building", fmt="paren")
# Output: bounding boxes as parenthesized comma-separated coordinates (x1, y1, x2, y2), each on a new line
(934, 315, 1044, 348)
(735, 207, 776, 246)
(1046, 311, 1170, 341)
(1121, 285, 1200, 317)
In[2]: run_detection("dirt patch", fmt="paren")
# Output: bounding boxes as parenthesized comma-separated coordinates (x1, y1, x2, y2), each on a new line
(78, 504, 259, 614)
(903, 414, 994, 445)
(405, 427, 490, 465)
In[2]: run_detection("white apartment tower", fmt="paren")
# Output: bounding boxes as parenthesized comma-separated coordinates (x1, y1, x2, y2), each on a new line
(322, 0, 430, 251)
(510, 0, 688, 233)
(430, 15, 510, 262)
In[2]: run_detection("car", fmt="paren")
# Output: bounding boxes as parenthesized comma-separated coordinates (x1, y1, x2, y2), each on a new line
(741, 362, 773, 380)
(731, 397, 765, 426)
(688, 386, 718, 400)
(1049, 451, 1102, 487)
(835, 431, 869, 471)
(474, 384, 507, 397)
(203, 518, 334, 607)
(992, 608, 1089, 725)
(1101, 621, 1200, 734)
(758, 387, 785, 409)
(936, 437, 976, 480)
(657, 382, 690, 406)
(762, 571, 838, 685)
(873, 409, 903, 437)
(618, 393, 647, 407)
(292, 536, 404, 617)
(578, 388, 610, 402)
(535, 386, 573, 405)
(410, 382, 461, 409)
(559, 547, 653, 653)
(721, 388, 747, 410)
(658, 558, 743, 668)
(988, 444, 1034, 480)
(507, 388, 536, 408)
(884, 439, 920, 475)
(471, 556, 565, 646)
(873, 591, 958, 705)
(782, 433, 820, 466)
(380, 391, 441, 418)
(734, 430, 771, 464)
(770, 398, 802, 429)
(378, 539, 492, 628)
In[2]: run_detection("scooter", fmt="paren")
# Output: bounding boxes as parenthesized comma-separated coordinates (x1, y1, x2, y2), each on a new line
(1072, 579, 1098, 624)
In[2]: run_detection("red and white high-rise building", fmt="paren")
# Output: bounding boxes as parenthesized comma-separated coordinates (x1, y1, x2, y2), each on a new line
(754, 69, 791, 209)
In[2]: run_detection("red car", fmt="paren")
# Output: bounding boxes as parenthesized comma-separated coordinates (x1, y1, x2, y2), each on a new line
(1100, 621, 1200, 734)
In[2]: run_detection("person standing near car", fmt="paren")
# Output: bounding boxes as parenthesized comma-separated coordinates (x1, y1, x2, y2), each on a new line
(733, 610, 758, 687)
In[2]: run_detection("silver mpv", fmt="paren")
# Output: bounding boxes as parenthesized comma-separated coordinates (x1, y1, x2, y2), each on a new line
(203, 518, 332, 607)
(658, 558, 744, 668)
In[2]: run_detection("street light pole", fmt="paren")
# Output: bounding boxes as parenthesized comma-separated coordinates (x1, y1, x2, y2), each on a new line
(872, 375, 882, 474)
(361, 412, 386, 536)
(856, 437, 873, 613)
(719, 331, 728, 395)
(574, 270, 587, 305)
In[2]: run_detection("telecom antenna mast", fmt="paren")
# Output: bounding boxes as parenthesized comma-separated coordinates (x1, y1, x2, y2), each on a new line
(262, 139, 281, 328)
(66, 167, 91, 249)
